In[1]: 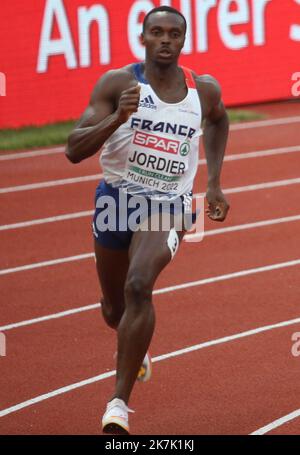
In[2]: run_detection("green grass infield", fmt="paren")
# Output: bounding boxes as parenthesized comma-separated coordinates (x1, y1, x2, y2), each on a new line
(0, 109, 265, 151)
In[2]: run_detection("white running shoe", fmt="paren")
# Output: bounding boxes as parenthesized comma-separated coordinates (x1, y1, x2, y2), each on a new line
(102, 398, 134, 435)
(137, 352, 152, 382)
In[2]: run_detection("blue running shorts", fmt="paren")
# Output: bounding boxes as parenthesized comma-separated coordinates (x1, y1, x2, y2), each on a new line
(92, 180, 196, 250)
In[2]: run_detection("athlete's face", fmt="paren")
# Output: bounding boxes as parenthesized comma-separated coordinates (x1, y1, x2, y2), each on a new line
(141, 12, 186, 64)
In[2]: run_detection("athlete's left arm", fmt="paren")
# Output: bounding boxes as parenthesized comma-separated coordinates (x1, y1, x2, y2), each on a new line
(199, 75, 230, 222)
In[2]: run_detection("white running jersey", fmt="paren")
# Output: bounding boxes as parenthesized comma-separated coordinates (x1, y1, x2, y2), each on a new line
(100, 63, 203, 200)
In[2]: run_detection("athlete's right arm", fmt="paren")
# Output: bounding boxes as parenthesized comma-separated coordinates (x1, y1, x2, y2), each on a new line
(65, 70, 140, 163)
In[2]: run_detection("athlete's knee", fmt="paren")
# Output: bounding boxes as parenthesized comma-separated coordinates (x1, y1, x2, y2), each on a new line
(124, 274, 152, 305)
(101, 298, 124, 329)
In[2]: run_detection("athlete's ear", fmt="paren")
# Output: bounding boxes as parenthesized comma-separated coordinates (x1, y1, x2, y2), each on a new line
(140, 33, 145, 46)
(181, 33, 186, 51)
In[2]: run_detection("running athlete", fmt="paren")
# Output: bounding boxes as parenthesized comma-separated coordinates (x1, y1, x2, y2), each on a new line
(66, 6, 230, 434)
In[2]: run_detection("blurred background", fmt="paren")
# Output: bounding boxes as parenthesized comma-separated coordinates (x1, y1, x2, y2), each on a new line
(0, 0, 299, 149)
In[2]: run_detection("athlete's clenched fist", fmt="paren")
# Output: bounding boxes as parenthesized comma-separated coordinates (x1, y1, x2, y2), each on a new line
(116, 84, 141, 123)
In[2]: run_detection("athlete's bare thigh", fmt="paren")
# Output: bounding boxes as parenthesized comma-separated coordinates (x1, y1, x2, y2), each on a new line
(127, 215, 185, 291)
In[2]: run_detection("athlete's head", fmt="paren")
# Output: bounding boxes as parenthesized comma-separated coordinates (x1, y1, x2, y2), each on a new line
(141, 6, 186, 64)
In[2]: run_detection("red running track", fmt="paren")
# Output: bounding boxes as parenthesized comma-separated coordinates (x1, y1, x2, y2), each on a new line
(0, 103, 300, 435)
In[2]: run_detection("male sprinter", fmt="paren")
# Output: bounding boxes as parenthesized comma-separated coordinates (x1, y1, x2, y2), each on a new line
(66, 6, 229, 434)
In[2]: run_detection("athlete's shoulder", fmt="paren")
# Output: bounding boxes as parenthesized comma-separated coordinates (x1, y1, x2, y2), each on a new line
(90, 64, 137, 104)
(193, 73, 221, 104)
(102, 64, 136, 83)
(188, 71, 223, 117)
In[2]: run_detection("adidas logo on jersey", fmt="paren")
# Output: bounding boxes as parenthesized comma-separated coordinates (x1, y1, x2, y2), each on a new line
(139, 95, 157, 110)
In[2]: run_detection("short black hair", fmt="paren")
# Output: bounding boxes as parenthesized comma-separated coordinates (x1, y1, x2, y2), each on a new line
(142, 6, 187, 34)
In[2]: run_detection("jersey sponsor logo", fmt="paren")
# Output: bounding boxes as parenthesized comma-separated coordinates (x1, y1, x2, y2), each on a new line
(133, 131, 179, 155)
(139, 95, 157, 110)
(180, 141, 190, 156)
(131, 117, 196, 139)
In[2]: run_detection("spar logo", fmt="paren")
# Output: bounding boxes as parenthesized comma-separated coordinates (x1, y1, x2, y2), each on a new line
(180, 142, 190, 156)
(133, 131, 180, 155)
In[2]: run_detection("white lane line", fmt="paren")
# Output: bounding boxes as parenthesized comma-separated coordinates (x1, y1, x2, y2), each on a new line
(0, 211, 94, 231)
(0, 315, 300, 418)
(0, 304, 100, 331)
(0, 174, 102, 194)
(1, 215, 300, 276)
(0, 143, 298, 166)
(0, 369, 116, 418)
(153, 259, 300, 296)
(154, 317, 300, 362)
(1, 145, 300, 195)
(0, 147, 65, 161)
(1, 258, 300, 331)
(0, 116, 299, 162)
(221, 145, 300, 162)
(1, 173, 299, 199)
(1, 175, 300, 232)
(250, 409, 300, 435)
(220, 177, 300, 195)
(230, 116, 300, 131)
(0, 253, 94, 276)
(0, 304, 101, 332)
(185, 214, 300, 241)
(197, 145, 300, 166)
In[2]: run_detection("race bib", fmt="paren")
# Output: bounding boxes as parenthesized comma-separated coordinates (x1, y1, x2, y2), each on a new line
(123, 129, 191, 194)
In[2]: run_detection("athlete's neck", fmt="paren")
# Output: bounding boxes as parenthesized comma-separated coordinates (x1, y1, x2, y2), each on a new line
(143, 61, 181, 87)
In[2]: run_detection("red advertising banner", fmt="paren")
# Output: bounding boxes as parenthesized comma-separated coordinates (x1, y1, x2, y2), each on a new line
(0, 0, 299, 128)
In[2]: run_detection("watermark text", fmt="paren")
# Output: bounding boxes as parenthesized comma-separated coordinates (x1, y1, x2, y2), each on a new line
(291, 72, 300, 97)
(0, 332, 6, 356)
(94, 191, 204, 242)
(291, 332, 300, 357)
(0, 72, 6, 96)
